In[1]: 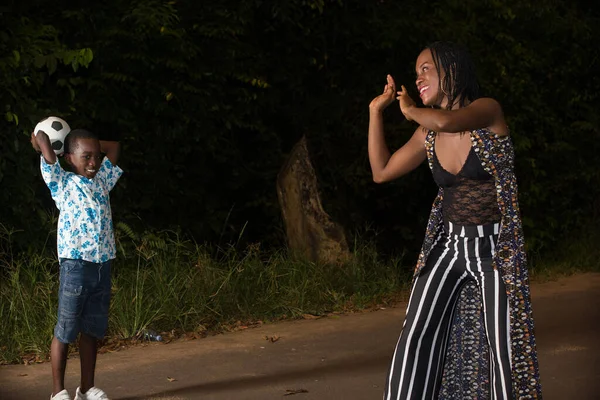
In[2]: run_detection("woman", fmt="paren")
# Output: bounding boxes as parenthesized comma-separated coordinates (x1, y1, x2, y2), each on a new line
(368, 42, 542, 399)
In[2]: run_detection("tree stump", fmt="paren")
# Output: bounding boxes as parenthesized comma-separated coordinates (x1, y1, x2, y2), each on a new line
(276, 135, 350, 264)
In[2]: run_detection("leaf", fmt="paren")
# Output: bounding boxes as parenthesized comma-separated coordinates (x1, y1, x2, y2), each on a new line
(46, 56, 58, 75)
(62, 51, 76, 65)
(34, 54, 45, 68)
(79, 48, 94, 65)
(167, 376, 177, 382)
(264, 335, 280, 343)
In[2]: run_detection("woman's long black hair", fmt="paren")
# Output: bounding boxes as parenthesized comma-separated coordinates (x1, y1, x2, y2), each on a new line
(426, 41, 480, 110)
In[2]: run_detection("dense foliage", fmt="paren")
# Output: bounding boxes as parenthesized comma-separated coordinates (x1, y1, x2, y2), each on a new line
(1, 0, 599, 258)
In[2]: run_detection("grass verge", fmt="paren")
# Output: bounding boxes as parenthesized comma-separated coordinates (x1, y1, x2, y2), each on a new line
(0, 224, 411, 364)
(2, 221, 599, 364)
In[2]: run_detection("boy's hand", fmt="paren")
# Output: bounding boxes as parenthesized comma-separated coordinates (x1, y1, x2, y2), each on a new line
(30, 132, 41, 152)
(100, 140, 121, 166)
(32, 130, 57, 164)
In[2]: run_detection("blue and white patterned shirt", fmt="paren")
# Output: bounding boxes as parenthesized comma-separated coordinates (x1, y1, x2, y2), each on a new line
(41, 156, 123, 263)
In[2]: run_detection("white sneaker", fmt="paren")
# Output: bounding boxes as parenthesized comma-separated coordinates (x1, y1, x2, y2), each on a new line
(75, 387, 110, 400)
(51, 389, 71, 400)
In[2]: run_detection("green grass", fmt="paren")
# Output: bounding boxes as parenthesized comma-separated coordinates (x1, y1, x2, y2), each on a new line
(2, 220, 599, 364)
(0, 224, 411, 364)
(528, 223, 600, 282)
(0, 226, 59, 363)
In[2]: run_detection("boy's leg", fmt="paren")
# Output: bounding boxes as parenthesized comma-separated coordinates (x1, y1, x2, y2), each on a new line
(53, 258, 86, 396)
(51, 337, 69, 395)
(78, 259, 112, 394)
(79, 333, 98, 393)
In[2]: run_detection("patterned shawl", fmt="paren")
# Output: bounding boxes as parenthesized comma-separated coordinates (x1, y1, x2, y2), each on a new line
(415, 128, 542, 399)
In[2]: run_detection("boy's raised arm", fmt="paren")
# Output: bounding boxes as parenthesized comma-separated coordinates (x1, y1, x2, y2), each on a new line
(100, 140, 120, 166)
(31, 131, 57, 164)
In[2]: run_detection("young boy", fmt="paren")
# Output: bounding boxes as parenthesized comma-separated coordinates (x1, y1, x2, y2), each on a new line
(31, 128, 123, 400)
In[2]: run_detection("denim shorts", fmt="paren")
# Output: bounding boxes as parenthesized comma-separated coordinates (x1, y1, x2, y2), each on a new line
(54, 258, 112, 344)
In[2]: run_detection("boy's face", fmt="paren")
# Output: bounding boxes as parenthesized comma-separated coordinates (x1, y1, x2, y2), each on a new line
(64, 138, 103, 179)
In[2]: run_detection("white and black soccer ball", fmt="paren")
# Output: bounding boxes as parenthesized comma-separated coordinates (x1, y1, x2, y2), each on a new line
(34, 116, 71, 155)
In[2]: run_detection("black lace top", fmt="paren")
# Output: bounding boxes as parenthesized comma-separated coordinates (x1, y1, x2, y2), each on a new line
(432, 146, 501, 225)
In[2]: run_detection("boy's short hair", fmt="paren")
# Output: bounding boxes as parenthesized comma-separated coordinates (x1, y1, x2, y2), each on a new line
(64, 129, 99, 154)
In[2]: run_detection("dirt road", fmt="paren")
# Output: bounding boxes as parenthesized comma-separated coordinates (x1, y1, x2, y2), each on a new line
(1, 273, 599, 399)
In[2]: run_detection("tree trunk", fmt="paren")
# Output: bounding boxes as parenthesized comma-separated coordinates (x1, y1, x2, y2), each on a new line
(276, 135, 350, 264)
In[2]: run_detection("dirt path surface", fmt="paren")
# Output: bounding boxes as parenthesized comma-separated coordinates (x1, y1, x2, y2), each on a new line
(1, 273, 599, 399)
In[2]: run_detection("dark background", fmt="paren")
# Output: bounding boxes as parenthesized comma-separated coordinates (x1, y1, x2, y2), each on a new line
(1, 0, 599, 260)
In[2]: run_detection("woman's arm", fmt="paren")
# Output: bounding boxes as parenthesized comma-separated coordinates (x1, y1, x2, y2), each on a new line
(397, 85, 507, 134)
(368, 76, 428, 183)
(368, 121, 427, 183)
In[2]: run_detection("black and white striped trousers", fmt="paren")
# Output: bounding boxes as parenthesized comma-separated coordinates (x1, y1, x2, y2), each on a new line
(384, 221, 512, 400)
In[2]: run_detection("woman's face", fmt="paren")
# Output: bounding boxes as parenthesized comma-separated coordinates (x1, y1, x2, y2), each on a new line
(415, 48, 445, 107)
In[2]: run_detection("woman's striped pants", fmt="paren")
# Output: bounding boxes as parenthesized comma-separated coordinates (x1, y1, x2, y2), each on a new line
(384, 221, 512, 400)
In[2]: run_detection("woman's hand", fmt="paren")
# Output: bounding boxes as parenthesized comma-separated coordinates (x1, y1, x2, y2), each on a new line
(369, 75, 397, 113)
(397, 85, 417, 121)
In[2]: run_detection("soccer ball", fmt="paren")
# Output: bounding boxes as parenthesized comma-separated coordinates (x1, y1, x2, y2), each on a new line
(34, 116, 71, 155)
